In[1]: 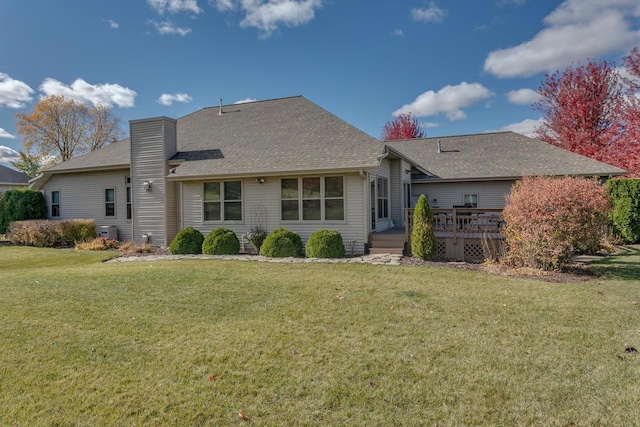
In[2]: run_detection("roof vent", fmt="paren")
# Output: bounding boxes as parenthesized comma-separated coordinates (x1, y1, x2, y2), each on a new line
(437, 139, 442, 154)
(218, 98, 223, 115)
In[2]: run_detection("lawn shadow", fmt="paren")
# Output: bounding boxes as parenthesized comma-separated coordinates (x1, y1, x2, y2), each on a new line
(591, 245, 640, 281)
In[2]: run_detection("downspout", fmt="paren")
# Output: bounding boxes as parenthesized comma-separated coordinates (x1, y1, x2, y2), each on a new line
(360, 169, 368, 253)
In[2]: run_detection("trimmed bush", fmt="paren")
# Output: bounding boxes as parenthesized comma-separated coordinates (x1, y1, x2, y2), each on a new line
(305, 229, 345, 258)
(169, 227, 205, 254)
(8, 219, 96, 247)
(606, 178, 640, 244)
(502, 176, 612, 271)
(202, 227, 240, 255)
(0, 189, 46, 234)
(244, 228, 267, 253)
(411, 194, 437, 260)
(260, 228, 303, 258)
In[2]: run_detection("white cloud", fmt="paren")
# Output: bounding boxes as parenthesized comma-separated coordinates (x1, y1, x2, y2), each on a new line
(234, 98, 257, 104)
(0, 128, 15, 139)
(506, 88, 541, 105)
(39, 78, 137, 108)
(214, 0, 322, 37)
(393, 82, 493, 121)
(158, 93, 193, 106)
(411, 2, 446, 23)
(0, 73, 34, 109)
(390, 29, 403, 37)
(493, 118, 543, 137)
(422, 121, 440, 128)
(0, 145, 19, 163)
(147, 0, 203, 14)
(484, 1, 640, 78)
(107, 19, 119, 29)
(149, 19, 192, 35)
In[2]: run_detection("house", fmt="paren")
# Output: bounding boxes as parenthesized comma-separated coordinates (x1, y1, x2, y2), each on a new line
(28, 96, 626, 256)
(387, 132, 626, 210)
(0, 164, 30, 196)
(29, 96, 426, 253)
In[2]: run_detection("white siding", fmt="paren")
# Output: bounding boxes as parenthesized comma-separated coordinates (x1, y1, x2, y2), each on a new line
(130, 118, 177, 246)
(412, 180, 515, 209)
(40, 169, 133, 241)
(181, 173, 369, 254)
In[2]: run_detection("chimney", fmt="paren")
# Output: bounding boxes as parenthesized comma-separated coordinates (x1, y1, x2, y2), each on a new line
(437, 139, 442, 153)
(219, 98, 223, 115)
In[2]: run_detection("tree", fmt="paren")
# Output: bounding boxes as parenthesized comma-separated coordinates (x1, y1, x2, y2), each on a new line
(533, 57, 640, 176)
(411, 194, 437, 260)
(15, 95, 121, 163)
(9, 151, 51, 177)
(381, 113, 425, 140)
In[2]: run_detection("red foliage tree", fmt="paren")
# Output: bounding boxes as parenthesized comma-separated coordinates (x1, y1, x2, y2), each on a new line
(380, 113, 425, 140)
(534, 57, 640, 177)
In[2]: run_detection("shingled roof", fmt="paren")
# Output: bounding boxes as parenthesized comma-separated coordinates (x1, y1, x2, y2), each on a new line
(42, 96, 384, 178)
(386, 132, 626, 181)
(0, 164, 30, 185)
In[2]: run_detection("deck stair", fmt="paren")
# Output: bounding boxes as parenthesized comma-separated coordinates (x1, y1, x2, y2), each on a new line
(368, 230, 406, 255)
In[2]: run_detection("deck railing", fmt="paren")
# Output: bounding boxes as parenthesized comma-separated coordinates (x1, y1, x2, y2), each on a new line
(404, 207, 503, 242)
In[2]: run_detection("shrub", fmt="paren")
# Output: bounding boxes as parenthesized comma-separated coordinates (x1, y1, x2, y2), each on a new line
(305, 229, 345, 258)
(502, 176, 612, 271)
(606, 178, 640, 244)
(244, 228, 267, 253)
(202, 228, 240, 255)
(260, 228, 303, 258)
(0, 189, 46, 234)
(75, 237, 119, 251)
(411, 194, 437, 260)
(8, 219, 96, 247)
(169, 227, 204, 254)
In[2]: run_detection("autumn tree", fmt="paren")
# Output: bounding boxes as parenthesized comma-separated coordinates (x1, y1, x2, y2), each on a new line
(15, 95, 121, 163)
(533, 57, 640, 176)
(381, 113, 425, 140)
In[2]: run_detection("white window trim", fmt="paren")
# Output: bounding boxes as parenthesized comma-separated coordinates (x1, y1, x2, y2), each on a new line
(105, 188, 116, 218)
(279, 175, 347, 223)
(376, 177, 389, 220)
(126, 177, 132, 221)
(51, 190, 61, 218)
(463, 193, 478, 208)
(202, 180, 244, 224)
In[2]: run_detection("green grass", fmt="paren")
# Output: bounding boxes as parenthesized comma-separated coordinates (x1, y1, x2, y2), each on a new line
(1, 246, 639, 425)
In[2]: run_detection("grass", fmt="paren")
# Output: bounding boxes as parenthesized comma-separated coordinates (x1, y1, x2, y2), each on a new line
(1, 246, 639, 425)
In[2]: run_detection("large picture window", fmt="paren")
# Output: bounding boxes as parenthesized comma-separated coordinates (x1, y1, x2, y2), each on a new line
(204, 181, 242, 221)
(281, 176, 344, 221)
(51, 190, 60, 218)
(105, 189, 115, 217)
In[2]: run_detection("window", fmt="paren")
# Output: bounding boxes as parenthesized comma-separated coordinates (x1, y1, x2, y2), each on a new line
(51, 191, 60, 217)
(204, 181, 242, 221)
(105, 189, 115, 217)
(463, 194, 478, 208)
(280, 176, 344, 221)
(126, 186, 132, 220)
(377, 177, 389, 219)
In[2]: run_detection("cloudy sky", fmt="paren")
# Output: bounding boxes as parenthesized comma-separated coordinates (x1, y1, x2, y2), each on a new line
(1, 0, 639, 165)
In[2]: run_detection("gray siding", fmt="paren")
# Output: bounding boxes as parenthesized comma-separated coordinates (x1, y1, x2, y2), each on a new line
(390, 159, 402, 228)
(130, 117, 177, 246)
(180, 173, 369, 254)
(40, 169, 132, 241)
(412, 180, 515, 209)
(0, 183, 27, 195)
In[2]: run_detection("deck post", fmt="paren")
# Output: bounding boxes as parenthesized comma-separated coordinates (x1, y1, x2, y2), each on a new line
(452, 208, 457, 245)
(404, 208, 410, 242)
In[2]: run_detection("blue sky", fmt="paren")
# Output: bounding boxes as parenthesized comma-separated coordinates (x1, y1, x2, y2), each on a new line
(1, 0, 640, 166)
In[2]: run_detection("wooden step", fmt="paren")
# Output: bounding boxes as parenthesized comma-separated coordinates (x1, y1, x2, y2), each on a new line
(369, 247, 405, 255)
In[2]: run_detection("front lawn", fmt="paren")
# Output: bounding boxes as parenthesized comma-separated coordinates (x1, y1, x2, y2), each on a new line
(1, 246, 639, 425)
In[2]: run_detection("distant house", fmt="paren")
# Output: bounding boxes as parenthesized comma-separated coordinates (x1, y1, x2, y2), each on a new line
(29, 96, 626, 255)
(0, 164, 30, 196)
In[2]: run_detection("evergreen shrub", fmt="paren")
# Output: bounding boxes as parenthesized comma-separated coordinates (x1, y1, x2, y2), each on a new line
(202, 227, 240, 255)
(0, 189, 46, 234)
(305, 229, 345, 258)
(169, 227, 205, 254)
(606, 178, 640, 244)
(259, 228, 303, 258)
(411, 194, 437, 260)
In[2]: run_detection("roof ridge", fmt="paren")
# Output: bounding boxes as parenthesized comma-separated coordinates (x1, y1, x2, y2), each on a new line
(385, 131, 517, 143)
(179, 95, 304, 120)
